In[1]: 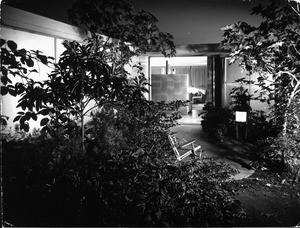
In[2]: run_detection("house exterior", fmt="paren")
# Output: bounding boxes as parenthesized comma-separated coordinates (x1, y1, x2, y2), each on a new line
(1, 5, 88, 129)
(1, 4, 268, 130)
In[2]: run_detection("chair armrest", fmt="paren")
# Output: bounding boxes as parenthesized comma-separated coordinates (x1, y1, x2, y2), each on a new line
(179, 139, 196, 148)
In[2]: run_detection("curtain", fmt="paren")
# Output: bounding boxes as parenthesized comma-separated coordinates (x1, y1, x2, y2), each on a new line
(190, 66, 207, 90)
(151, 66, 207, 90)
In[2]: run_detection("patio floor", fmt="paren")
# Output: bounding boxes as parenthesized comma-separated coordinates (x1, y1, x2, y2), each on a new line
(170, 124, 255, 180)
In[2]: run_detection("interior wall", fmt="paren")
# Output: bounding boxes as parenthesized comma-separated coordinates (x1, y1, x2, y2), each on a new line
(151, 74, 188, 112)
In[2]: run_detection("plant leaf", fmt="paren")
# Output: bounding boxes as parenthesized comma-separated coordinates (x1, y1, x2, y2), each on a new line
(37, 54, 48, 65)
(0, 39, 5, 47)
(7, 40, 17, 51)
(40, 117, 49, 126)
(1, 86, 8, 95)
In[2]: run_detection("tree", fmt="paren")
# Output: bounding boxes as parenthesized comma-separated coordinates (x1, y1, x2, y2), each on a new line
(1, 39, 54, 132)
(1, 0, 176, 151)
(68, 0, 176, 58)
(222, 0, 300, 136)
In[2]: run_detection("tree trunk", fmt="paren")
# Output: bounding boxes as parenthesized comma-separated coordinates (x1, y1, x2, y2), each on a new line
(81, 114, 85, 152)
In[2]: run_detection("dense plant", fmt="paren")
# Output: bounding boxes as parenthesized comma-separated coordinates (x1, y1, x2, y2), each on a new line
(222, 0, 300, 136)
(3, 100, 243, 227)
(200, 101, 280, 142)
(229, 80, 252, 112)
(222, 0, 300, 175)
(2, 1, 245, 226)
(68, 0, 176, 57)
(253, 133, 300, 175)
(229, 84, 280, 141)
(200, 102, 235, 141)
(0, 39, 53, 132)
(1, 0, 176, 138)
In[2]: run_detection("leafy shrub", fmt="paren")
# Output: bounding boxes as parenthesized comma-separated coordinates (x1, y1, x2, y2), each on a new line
(200, 102, 235, 140)
(3, 100, 243, 227)
(251, 98, 300, 176)
(200, 101, 281, 142)
(230, 84, 252, 112)
(3, 139, 243, 227)
(246, 110, 280, 142)
(253, 133, 300, 177)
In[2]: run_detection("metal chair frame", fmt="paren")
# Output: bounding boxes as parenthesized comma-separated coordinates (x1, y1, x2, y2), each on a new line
(168, 133, 202, 161)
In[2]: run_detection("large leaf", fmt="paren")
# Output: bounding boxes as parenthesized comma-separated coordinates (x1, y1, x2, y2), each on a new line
(37, 54, 48, 65)
(26, 58, 34, 67)
(1, 75, 12, 85)
(20, 122, 30, 132)
(38, 109, 50, 115)
(1, 86, 8, 95)
(31, 112, 38, 121)
(7, 40, 17, 51)
(13, 115, 22, 122)
(40, 117, 49, 126)
(0, 39, 5, 47)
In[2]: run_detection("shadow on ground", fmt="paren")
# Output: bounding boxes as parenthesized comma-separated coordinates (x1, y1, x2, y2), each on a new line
(172, 124, 300, 227)
(171, 124, 254, 179)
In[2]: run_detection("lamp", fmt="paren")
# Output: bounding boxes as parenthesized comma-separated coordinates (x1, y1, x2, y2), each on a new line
(235, 111, 247, 122)
(235, 110, 248, 140)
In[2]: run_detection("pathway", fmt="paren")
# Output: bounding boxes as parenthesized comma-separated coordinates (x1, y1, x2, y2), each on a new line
(171, 124, 254, 180)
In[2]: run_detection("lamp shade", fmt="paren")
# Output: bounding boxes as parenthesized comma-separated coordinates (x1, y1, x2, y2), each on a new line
(235, 111, 247, 122)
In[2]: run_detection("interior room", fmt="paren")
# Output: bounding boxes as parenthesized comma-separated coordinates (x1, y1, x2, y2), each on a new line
(150, 56, 208, 124)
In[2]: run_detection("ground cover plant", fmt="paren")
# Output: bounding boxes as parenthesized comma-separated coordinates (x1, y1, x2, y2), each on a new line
(2, 100, 244, 226)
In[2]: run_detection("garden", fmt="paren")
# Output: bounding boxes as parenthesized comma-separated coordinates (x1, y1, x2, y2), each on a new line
(1, 0, 300, 226)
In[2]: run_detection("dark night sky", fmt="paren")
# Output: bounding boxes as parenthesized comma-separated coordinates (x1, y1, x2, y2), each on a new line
(2, 0, 268, 44)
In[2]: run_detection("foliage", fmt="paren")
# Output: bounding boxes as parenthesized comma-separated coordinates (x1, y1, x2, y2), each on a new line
(68, 0, 176, 57)
(229, 80, 252, 111)
(222, 0, 300, 176)
(1, 0, 176, 135)
(200, 101, 280, 142)
(0, 39, 54, 132)
(222, 0, 300, 135)
(200, 102, 235, 141)
(246, 110, 280, 142)
(3, 98, 243, 227)
(3, 141, 242, 227)
(253, 133, 300, 177)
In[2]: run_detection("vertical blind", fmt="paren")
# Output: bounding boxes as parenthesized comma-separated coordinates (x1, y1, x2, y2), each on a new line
(190, 66, 207, 90)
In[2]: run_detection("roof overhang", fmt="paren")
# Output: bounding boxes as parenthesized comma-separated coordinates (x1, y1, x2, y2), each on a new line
(146, 43, 230, 57)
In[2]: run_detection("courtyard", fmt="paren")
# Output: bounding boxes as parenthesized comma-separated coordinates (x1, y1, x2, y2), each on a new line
(1, 0, 300, 226)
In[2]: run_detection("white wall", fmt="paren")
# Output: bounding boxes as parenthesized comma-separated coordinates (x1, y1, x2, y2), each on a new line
(1, 28, 56, 130)
(1, 5, 87, 131)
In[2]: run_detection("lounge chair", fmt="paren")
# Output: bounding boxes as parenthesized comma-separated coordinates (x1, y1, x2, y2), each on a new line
(168, 133, 202, 161)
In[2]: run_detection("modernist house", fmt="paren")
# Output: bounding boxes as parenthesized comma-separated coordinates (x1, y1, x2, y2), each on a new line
(1, 1, 268, 129)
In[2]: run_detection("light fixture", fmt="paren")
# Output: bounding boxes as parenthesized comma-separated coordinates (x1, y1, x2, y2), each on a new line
(235, 111, 247, 122)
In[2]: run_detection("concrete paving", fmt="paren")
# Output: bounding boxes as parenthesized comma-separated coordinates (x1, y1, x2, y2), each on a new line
(171, 124, 255, 180)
